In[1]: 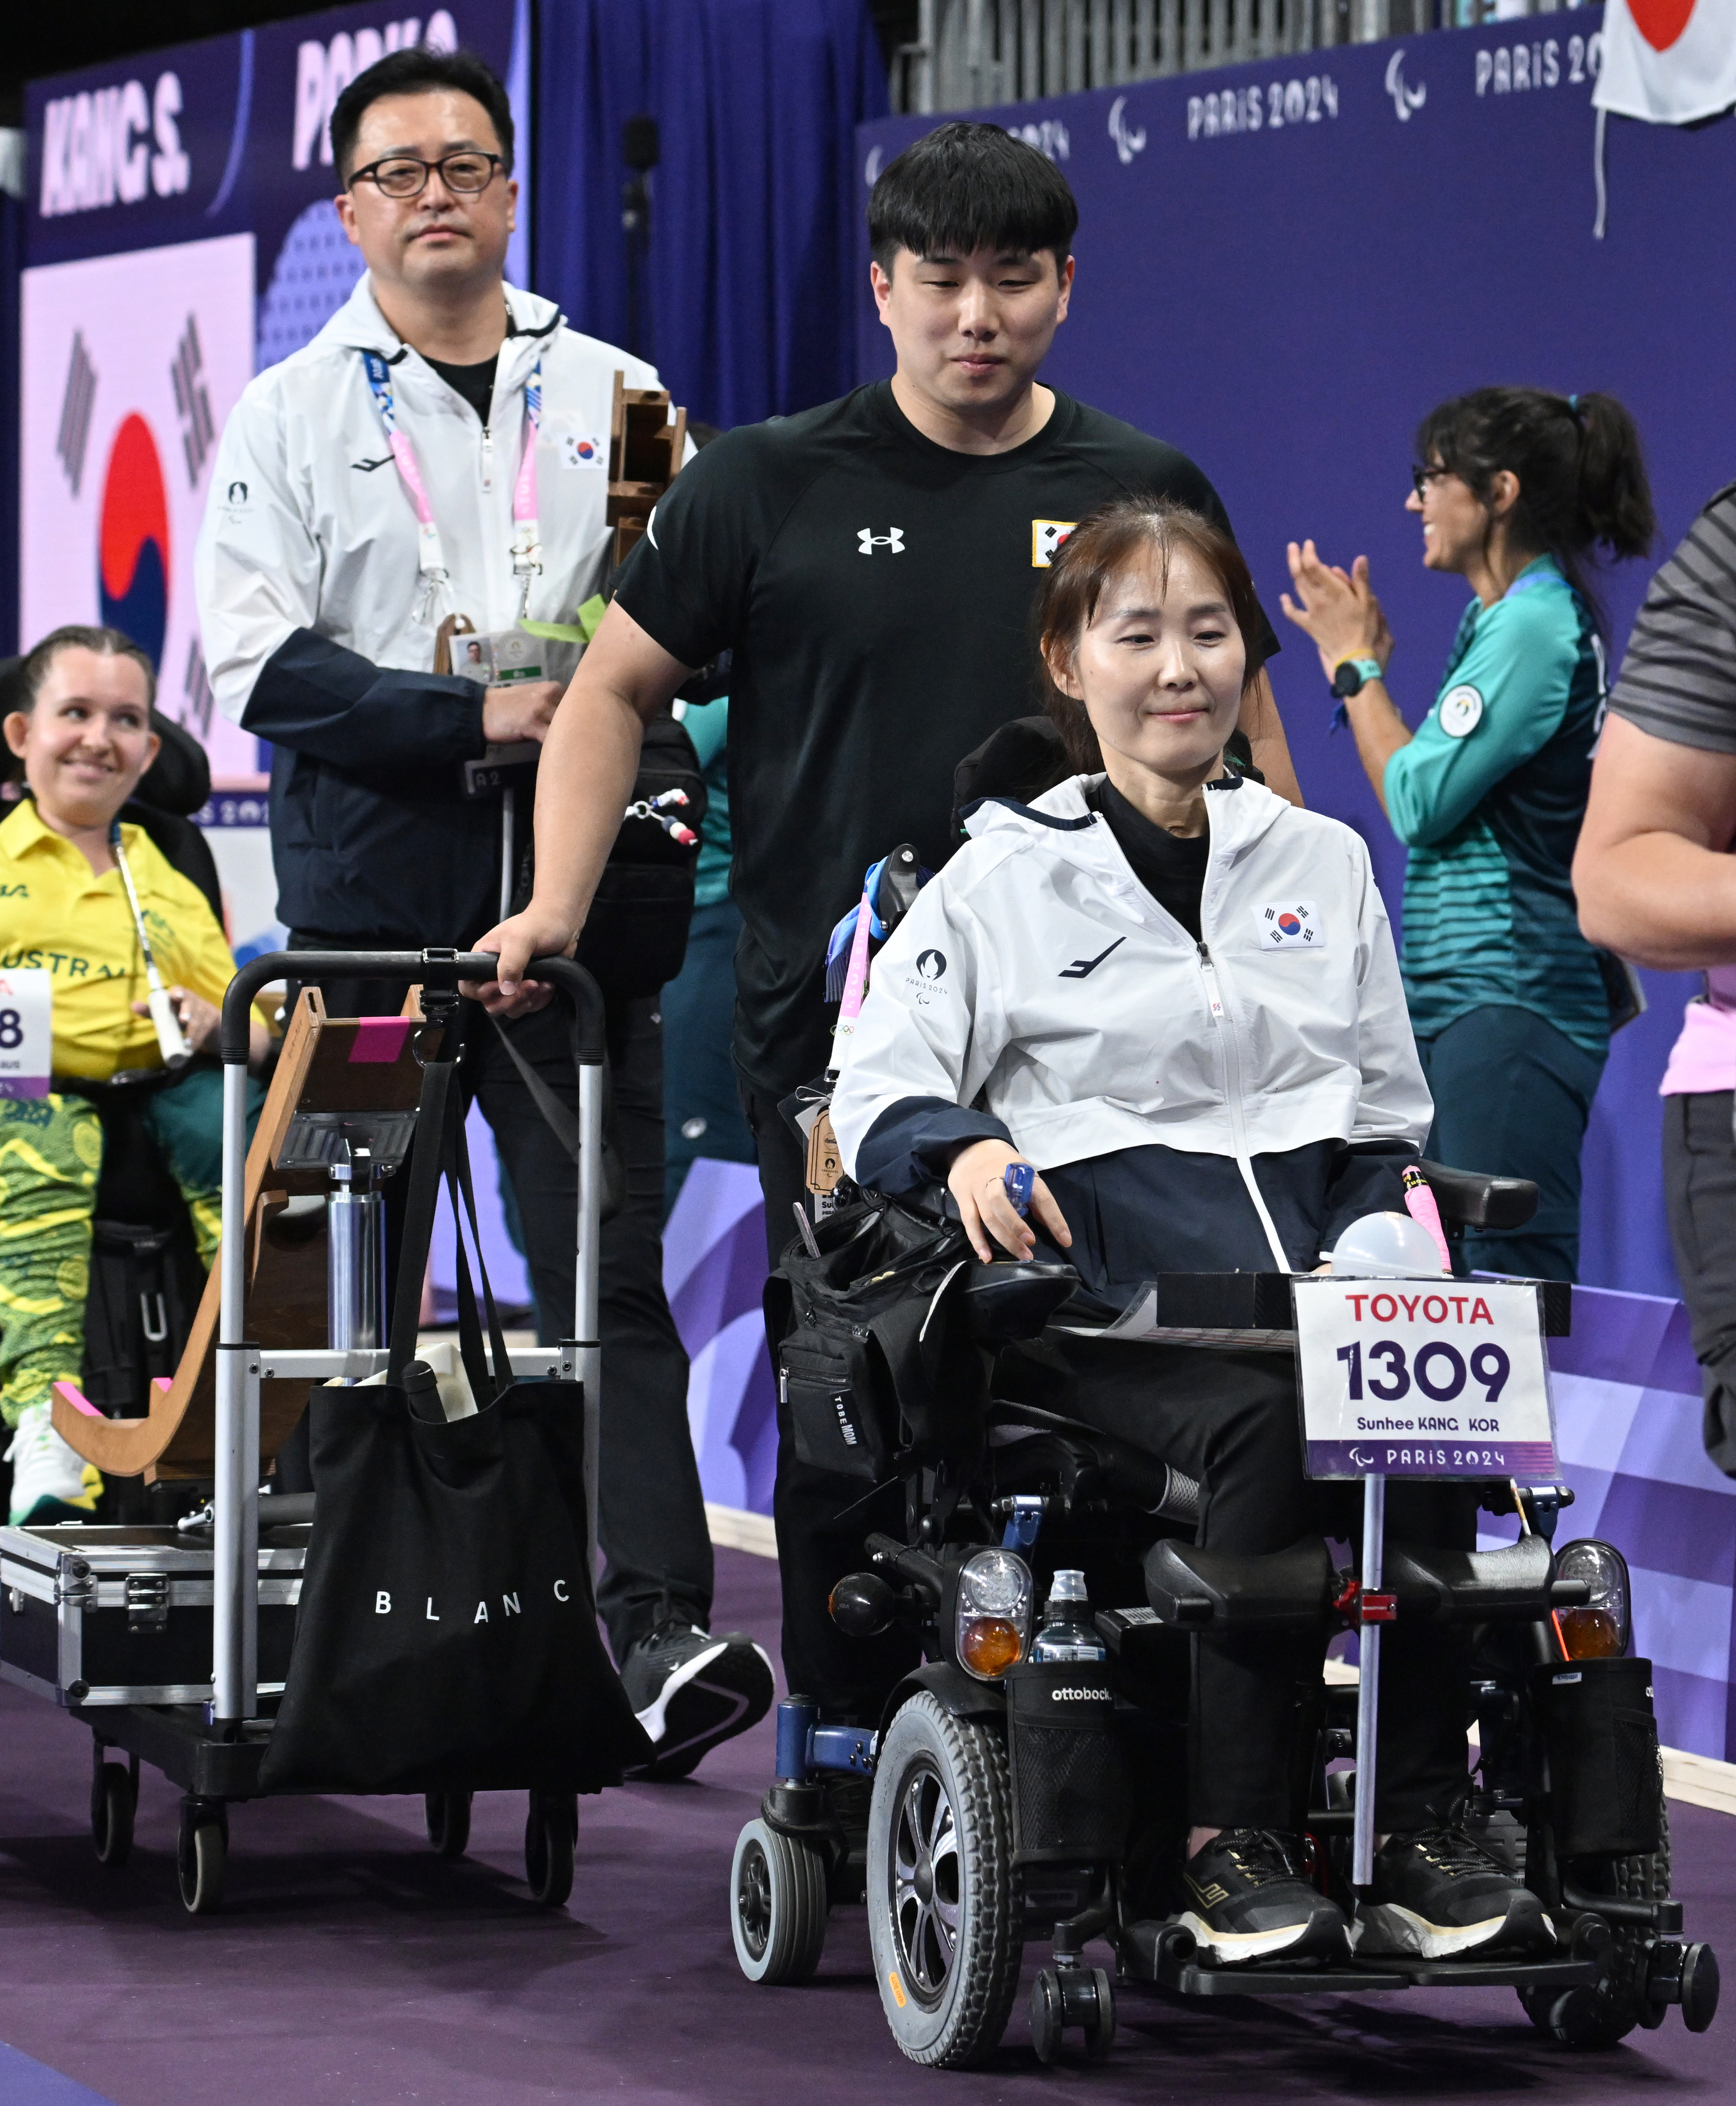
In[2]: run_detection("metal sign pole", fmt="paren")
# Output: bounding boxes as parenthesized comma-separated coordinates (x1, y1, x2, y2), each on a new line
(1352, 1470, 1386, 1890)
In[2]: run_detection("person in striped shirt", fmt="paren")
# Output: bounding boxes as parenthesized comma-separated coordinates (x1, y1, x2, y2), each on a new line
(1575, 480, 1736, 1471)
(1282, 386, 1656, 1281)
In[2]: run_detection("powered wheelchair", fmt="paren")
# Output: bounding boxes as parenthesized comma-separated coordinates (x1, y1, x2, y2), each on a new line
(0, 706, 233, 1530)
(730, 1168, 1720, 2070)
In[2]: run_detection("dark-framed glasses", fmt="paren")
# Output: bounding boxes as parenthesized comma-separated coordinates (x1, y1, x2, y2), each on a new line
(349, 151, 505, 199)
(1411, 463, 1453, 499)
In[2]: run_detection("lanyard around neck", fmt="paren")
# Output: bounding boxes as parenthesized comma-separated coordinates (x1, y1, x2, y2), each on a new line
(361, 348, 544, 621)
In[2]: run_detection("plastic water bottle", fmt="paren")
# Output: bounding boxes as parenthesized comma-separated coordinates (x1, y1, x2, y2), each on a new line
(1031, 1569, 1107, 1663)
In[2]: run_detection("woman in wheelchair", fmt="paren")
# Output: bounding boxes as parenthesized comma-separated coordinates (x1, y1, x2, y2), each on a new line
(0, 627, 269, 1526)
(829, 501, 1551, 1968)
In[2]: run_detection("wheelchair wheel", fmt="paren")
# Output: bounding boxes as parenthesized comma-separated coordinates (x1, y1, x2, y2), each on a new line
(425, 1788, 473, 1860)
(524, 1791, 577, 1908)
(1521, 1803, 1672, 2049)
(730, 1818, 829, 1984)
(866, 1693, 1022, 2069)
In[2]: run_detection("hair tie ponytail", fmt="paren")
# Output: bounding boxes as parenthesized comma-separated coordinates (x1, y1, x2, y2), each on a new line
(1567, 393, 1585, 426)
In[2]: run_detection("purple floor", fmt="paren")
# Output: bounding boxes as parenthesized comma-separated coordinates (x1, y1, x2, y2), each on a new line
(2, 1548, 1731, 2106)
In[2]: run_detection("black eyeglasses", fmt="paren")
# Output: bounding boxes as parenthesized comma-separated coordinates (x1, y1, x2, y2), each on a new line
(348, 151, 505, 200)
(1411, 464, 1453, 498)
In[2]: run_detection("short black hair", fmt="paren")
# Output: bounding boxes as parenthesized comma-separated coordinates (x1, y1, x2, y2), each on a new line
(330, 47, 514, 182)
(867, 121, 1078, 273)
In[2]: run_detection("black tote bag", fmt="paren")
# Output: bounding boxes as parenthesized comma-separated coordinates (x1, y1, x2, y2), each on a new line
(259, 1048, 651, 1795)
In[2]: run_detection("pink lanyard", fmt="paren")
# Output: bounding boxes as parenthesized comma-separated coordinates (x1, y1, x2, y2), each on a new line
(362, 350, 544, 620)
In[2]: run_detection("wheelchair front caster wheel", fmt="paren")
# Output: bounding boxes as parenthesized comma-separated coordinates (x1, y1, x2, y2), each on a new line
(1029, 1970, 1064, 2064)
(176, 1797, 229, 1915)
(730, 1817, 828, 1984)
(91, 1757, 137, 1867)
(1030, 1964, 1115, 2064)
(425, 1788, 473, 1860)
(1083, 1968, 1116, 2063)
(1681, 1943, 1719, 2034)
(524, 1791, 577, 1908)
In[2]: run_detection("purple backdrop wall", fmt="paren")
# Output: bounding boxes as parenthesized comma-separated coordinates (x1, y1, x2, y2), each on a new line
(855, 13, 1736, 1300)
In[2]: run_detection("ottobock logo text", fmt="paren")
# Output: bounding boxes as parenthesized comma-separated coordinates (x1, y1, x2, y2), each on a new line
(1051, 1686, 1111, 1702)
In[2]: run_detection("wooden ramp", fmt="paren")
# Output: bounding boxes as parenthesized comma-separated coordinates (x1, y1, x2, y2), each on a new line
(52, 989, 437, 1481)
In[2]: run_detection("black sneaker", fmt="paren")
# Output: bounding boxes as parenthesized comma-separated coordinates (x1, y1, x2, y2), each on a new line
(1355, 1823, 1556, 1960)
(621, 1622, 775, 1780)
(1175, 1829, 1352, 1966)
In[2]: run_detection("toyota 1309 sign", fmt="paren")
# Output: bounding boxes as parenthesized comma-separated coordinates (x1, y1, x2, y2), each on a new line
(1292, 1277, 1557, 1480)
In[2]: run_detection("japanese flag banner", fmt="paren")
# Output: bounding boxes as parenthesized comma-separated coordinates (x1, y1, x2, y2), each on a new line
(1595, 0, 1736, 123)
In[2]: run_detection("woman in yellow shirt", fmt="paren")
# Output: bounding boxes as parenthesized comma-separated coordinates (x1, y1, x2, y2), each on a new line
(0, 625, 267, 1525)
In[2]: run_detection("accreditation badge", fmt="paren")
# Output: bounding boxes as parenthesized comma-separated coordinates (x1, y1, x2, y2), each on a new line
(456, 627, 584, 690)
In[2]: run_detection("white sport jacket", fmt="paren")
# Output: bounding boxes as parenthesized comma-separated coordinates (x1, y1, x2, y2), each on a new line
(829, 772, 1433, 1270)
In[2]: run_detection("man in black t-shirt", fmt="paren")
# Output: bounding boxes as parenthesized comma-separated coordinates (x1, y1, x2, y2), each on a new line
(479, 121, 1295, 1723)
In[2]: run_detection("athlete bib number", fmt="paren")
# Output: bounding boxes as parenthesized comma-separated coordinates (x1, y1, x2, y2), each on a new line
(0, 970, 53, 1099)
(1293, 1276, 1556, 1479)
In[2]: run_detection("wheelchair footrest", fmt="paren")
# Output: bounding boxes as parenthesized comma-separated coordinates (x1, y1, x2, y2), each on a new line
(1378, 1954, 1601, 1991)
(1121, 1920, 1408, 1995)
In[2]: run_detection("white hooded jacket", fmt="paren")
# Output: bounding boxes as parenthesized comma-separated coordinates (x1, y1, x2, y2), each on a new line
(828, 772, 1433, 1271)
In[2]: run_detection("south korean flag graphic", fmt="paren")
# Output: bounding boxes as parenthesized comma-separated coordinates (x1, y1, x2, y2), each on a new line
(1032, 519, 1077, 568)
(1255, 899, 1324, 951)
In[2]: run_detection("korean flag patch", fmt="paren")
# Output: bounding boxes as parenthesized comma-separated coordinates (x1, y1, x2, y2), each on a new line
(1438, 683, 1484, 738)
(1032, 519, 1077, 568)
(1255, 900, 1324, 951)
(561, 432, 607, 470)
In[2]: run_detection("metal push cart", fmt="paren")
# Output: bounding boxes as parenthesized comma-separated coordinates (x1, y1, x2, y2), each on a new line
(0, 948, 608, 1913)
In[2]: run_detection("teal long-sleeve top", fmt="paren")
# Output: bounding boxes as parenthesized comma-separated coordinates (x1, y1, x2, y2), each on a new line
(1383, 556, 1610, 1059)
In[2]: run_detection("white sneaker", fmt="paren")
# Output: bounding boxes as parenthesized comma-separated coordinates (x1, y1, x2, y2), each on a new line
(5, 1402, 103, 1526)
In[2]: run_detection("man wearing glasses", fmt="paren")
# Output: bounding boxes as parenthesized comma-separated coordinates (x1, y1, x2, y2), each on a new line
(195, 48, 773, 1775)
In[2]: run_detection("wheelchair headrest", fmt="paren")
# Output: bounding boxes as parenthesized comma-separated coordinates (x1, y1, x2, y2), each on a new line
(1418, 1158, 1539, 1232)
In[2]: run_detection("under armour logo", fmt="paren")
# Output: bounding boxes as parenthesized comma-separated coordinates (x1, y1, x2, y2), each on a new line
(858, 528, 905, 554)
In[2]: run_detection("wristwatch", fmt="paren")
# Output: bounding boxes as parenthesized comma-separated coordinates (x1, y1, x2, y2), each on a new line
(1330, 656, 1385, 700)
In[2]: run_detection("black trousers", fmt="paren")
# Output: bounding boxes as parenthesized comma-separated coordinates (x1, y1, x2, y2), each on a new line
(288, 942, 713, 1661)
(1018, 1336, 1476, 1831)
(741, 1078, 919, 1720)
(1663, 1090, 1736, 1478)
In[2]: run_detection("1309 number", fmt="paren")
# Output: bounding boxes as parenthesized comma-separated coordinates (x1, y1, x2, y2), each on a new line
(1335, 1338, 1510, 1404)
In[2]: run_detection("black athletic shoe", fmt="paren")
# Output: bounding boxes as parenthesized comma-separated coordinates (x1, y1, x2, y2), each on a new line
(621, 1621, 775, 1780)
(1175, 1829, 1352, 1966)
(1355, 1822, 1556, 1960)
